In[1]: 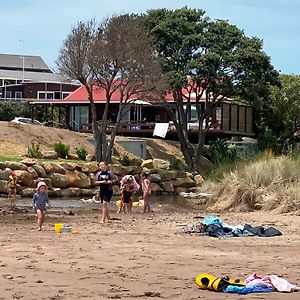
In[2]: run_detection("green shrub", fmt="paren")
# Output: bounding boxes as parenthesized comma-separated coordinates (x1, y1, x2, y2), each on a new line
(119, 155, 131, 166)
(170, 158, 185, 171)
(28, 140, 42, 158)
(54, 141, 70, 159)
(75, 147, 88, 160)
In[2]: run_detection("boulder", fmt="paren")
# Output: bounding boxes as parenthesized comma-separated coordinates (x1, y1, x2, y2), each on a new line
(42, 151, 58, 160)
(194, 174, 205, 186)
(48, 188, 62, 197)
(86, 154, 95, 162)
(27, 167, 38, 179)
(49, 173, 68, 188)
(85, 162, 100, 173)
(15, 170, 33, 187)
(150, 182, 163, 193)
(65, 170, 91, 188)
(155, 169, 177, 181)
(161, 181, 174, 193)
(19, 187, 35, 197)
(81, 166, 90, 174)
(130, 157, 143, 166)
(141, 159, 153, 169)
(41, 162, 55, 174)
(0, 162, 6, 169)
(90, 173, 96, 186)
(60, 162, 79, 171)
(110, 164, 131, 176)
(67, 153, 79, 160)
(148, 173, 162, 183)
(176, 171, 190, 178)
(152, 158, 170, 170)
(61, 187, 81, 197)
(6, 162, 28, 171)
(113, 185, 121, 196)
(50, 163, 66, 174)
(0, 180, 8, 193)
(20, 158, 36, 166)
(131, 165, 143, 175)
(32, 164, 47, 177)
(0, 168, 12, 180)
(80, 188, 96, 197)
(174, 187, 187, 194)
(172, 177, 195, 188)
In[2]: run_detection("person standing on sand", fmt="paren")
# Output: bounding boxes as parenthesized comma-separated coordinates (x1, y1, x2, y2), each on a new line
(141, 172, 151, 213)
(95, 161, 118, 223)
(7, 171, 17, 206)
(32, 181, 51, 231)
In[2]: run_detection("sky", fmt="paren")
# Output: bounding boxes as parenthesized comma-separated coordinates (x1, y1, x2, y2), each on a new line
(1, 0, 299, 74)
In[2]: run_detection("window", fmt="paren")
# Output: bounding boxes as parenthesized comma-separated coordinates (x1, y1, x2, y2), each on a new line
(38, 91, 54, 100)
(62, 92, 70, 99)
(38, 92, 45, 99)
(5, 91, 12, 99)
(15, 92, 22, 99)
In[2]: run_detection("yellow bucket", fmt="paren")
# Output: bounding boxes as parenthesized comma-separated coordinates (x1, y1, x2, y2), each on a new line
(54, 223, 65, 233)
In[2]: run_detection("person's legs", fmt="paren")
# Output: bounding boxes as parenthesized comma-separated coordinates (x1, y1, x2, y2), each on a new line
(36, 209, 44, 230)
(143, 192, 149, 213)
(102, 201, 110, 223)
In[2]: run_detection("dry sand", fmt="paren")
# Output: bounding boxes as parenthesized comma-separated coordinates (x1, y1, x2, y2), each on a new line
(0, 206, 299, 300)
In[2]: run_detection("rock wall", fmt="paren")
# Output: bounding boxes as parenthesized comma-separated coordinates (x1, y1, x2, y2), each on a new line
(0, 159, 204, 198)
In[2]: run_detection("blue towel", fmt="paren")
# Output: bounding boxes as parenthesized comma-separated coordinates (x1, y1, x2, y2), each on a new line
(224, 285, 274, 294)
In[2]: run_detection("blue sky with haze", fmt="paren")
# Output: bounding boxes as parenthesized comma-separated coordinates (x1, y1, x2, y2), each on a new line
(1, 0, 299, 74)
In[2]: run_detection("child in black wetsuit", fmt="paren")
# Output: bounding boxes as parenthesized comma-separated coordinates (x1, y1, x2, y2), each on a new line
(95, 161, 118, 223)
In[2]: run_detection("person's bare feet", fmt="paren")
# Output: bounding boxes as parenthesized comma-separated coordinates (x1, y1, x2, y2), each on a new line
(38, 227, 41, 231)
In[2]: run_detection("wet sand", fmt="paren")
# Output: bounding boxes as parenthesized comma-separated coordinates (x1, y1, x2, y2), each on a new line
(0, 207, 299, 299)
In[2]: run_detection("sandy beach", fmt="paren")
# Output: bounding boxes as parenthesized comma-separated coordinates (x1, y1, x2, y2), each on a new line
(0, 205, 299, 300)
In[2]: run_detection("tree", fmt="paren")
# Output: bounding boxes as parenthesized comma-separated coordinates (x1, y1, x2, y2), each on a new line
(57, 15, 161, 162)
(257, 74, 300, 152)
(144, 7, 279, 171)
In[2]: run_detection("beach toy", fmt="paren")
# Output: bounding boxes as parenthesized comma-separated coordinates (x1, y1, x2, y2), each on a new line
(71, 230, 80, 234)
(54, 223, 65, 233)
(61, 226, 72, 233)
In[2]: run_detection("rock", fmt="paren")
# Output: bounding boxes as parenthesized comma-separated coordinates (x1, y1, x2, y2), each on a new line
(32, 164, 47, 177)
(6, 162, 28, 171)
(19, 187, 35, 197)
(15, 170, 33, 187)
(60, 162, 79, 171)
(0, 180, 8, 193)
(85, 162, 100, 173)
(113, 185, 121, 196)
(67, 153, 79, 160)
(176, 171, 189, 178)
(27, 167, 38, 179)
(155, 169, 177, 181)
(131, 165, 143, 175)
(150, 182, 163, 193)
(20, 158, 36, 166)
(161, 181, 174, 193)
(81, 166, 90, 174)
(65, 170, 91, 188)
(0, 162, 6, 169)
(41, 162, 54, 174)
(172, 177, 195, 188)
(130, 157, 143, 166)
(38, 178, 53, 190)
(42, 151, 58, 160)
(61, 188, 81, 197)
(153, 158, 170, 170)
(174, 187, 187, 194)
(110, 164, 130, 176)
(80, 188, 97, 197)
(90, 173, 96, 186)
(0, 168, 12, 180)
(194, 174, 205, 186)
(49, 173, 68, 188)
(48, 188, 62, 197)
(50, 163, 66, 174)
(141, 159, 153, 169)
(148, 173, 162, 183)
(86, 154, 95, 162)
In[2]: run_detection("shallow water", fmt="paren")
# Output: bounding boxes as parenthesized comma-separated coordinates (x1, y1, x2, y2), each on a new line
(15, 194, 194, 212)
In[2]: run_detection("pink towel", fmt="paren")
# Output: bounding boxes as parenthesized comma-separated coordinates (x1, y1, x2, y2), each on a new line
(120, 175, 140, 191)
(246, 274, 300, 292)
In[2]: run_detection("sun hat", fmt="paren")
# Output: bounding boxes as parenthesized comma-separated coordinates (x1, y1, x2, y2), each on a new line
(37, 181, 47, 190)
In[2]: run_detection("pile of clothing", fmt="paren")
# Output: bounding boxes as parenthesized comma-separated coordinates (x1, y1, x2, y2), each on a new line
(196, 273, 299, 294)
(181, 216, 282, 237)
